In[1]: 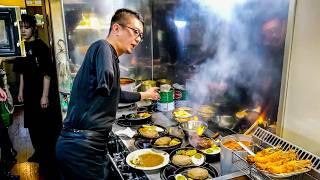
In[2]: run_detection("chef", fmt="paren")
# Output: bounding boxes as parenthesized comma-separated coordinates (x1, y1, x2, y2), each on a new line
(56, 8, 159, 179)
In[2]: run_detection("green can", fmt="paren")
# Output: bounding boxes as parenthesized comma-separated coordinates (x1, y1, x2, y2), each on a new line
(159, 90, 174, 103)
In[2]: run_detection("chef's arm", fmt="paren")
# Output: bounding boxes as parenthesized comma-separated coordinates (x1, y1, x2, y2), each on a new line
(120, 87, 159, 103)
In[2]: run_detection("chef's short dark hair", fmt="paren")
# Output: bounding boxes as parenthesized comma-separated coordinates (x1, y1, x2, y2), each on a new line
(108, 8, 144, 34)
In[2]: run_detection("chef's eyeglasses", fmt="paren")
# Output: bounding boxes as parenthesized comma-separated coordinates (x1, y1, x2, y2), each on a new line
(118, 23, 144, 42)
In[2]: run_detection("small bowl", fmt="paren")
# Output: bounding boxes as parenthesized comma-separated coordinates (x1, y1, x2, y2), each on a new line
(172, 107, 194, 123)
(179, 120, 208, 136)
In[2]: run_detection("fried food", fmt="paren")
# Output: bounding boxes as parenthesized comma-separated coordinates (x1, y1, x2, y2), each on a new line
(169, 138, 181, 146)
(197, 105, 215, 118)
(197, 137, 214, 149)
(176, 149, 197, 156)
(139, 128, 159, 138)
(247, 147, 312, 175)
(235, 109, 248, 119)
(187, 167, 209, 180)
(174, 109, 192, 118)
(172, 154, 192, 166)
(223, 140, 251, 151)
(154, 136, 171, 146)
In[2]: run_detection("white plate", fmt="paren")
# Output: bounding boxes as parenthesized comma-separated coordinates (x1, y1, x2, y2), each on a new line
(126, 149, 170, 170)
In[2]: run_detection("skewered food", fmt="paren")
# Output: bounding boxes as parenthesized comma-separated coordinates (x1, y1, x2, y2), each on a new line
(187, 167, 209, 180)
(172, 154, 192, 166)
(247, 147, 312, 175)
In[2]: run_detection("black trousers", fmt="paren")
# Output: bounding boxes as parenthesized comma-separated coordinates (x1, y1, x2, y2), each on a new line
(56, 129, 110, 180)
(28, 124, 61, 180)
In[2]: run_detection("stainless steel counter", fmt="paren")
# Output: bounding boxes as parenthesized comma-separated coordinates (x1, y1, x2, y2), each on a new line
(112, 110, 246, 180)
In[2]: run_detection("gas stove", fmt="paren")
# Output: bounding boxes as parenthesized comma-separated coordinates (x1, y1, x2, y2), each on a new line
(107, 132, 149, 180)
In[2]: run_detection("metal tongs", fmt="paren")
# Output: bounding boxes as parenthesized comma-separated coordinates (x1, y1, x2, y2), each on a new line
(232, 135, 255, 156)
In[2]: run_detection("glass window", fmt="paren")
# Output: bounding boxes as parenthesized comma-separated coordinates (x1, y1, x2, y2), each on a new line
(0, 20, 9, 47)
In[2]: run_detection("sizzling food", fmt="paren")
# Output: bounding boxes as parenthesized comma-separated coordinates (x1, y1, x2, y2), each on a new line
(187, 167, 209, 180)
(154, 136, 181, 147)
(139, 127, 159, 138)
(247, 147, 311, 174)
(132, 153, 164, 167)
(154, 137, 171, 146)
(223, 140, 251, 151)
(172, 154, 192, 166)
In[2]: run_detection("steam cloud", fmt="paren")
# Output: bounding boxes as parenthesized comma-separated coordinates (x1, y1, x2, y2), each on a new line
(173, 0, 289, 113)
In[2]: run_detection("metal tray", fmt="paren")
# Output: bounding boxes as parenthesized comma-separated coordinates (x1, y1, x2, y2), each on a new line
(231, 127, 320, 180)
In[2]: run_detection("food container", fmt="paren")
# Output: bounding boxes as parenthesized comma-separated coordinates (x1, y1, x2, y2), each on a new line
(139, 80, 157, 92)
(173, 84, 187, 101)
(220, 134, 252, 175)
(196, 105, 215, 121)
(156, 79, 172, 87)
(214, 115, 236, 129)
(179, 120, 208, 137)
(172, 107, 194, 123)
(120, 77, 136, 92)
(159, 90, 174, 103)
(157, 102, 175, 112)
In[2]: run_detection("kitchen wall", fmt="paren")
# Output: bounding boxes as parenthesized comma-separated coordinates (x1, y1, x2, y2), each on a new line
(279, 0, 320, 156)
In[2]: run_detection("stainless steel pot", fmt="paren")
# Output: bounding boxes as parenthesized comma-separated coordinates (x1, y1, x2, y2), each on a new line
(120, 77, 137, 92)
(139, 80, 156, 92)
(220, 134, 252, 175)
(214, 115, 236, 129)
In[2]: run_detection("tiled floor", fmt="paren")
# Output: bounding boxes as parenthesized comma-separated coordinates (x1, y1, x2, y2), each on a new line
(8, 106, 40, 180)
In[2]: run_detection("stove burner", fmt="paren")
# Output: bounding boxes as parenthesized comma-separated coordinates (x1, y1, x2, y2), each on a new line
(107, 132, 149, 180)
(134, 137, 153, 149)
(118, 103, 137, 110)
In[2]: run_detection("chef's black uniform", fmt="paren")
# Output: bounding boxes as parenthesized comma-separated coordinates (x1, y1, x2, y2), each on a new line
(56, 40, 140, 180)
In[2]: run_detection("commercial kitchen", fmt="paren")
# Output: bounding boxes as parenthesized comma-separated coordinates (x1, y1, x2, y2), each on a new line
(0, 0, 320, 179)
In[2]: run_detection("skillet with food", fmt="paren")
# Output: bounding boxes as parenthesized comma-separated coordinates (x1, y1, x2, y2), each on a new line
(137, 124, 167, 139)
(174, 165, 219, 180)
(169, 147, 206, 167)
(151, 135, 183, 151)
(135, 135, 183, 151)
(123, 112, 152, 125)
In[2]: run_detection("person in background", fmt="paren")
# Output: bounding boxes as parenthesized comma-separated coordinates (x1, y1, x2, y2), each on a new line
(14, 14, 62, 179)
(0, 68, 18, 179)
(254, 17, 287, 122)
(56, 8, 159, 179)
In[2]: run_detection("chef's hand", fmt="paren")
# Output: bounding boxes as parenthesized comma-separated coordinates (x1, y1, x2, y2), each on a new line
(140, 87, 160, 101)
(0, 88, 7, 102)
(40, 96, 49, 109)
